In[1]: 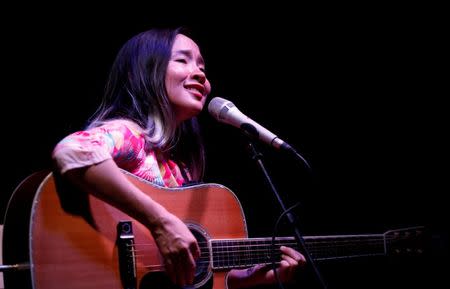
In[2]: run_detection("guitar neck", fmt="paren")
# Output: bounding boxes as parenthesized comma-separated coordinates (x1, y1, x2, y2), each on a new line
(210, 233, 386, 270)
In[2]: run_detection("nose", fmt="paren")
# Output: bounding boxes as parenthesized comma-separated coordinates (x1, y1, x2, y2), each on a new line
(192, 67, 206, 84)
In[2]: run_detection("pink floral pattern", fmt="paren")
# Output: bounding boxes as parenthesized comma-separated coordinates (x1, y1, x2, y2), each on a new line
(52, 119, 186, 187)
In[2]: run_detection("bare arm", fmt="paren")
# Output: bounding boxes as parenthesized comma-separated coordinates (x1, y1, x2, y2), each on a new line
(63, 159, 200, 287)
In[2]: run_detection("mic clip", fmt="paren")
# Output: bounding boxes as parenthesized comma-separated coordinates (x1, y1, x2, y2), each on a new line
(240, 123, 259, 140)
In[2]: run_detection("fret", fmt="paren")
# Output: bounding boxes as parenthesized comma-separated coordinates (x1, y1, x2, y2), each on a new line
(210, 234, 389, 269)
(210, 237, 295, 269)
(236, 239, 245, 266)
(242, 239, 250, 267)
(304, 234, 385, 260)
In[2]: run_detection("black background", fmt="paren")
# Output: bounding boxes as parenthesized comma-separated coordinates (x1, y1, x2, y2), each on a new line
(1, 3, 447, 288)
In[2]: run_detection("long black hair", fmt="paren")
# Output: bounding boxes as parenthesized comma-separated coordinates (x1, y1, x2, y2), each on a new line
(88, 27, 205, 180)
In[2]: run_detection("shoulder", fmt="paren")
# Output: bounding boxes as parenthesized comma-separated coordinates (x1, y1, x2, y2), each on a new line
(93, 119, 145, 137)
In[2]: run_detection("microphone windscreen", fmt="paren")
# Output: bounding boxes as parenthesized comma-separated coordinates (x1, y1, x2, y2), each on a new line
(208, 97, 235, 121)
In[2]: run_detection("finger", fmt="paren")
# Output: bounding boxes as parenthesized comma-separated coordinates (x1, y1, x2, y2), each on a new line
(174, 254, 188, 287)
(274, 260, 291, 281)
(280, 246, 306, 264)
(164, 258, 177, 285)
(279, 259, 290, 269)
(280, 254, 302, 282)
(185, 249, 197, 285)
(190, 239, 201, 260)
(281, 254, 299, 266)
(165, 251, 185, 287)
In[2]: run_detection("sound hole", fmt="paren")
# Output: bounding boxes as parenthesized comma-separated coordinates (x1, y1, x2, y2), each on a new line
(189, 224, 212, 287)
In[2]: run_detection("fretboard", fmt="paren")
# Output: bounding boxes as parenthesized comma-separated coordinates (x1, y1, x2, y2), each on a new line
(210, 234, 386, 270)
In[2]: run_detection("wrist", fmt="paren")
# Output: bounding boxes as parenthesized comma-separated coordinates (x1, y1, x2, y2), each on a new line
(140, 199, 170, 230)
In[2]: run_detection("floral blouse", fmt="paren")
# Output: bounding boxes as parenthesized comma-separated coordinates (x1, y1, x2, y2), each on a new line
(52, 119, 187, 187)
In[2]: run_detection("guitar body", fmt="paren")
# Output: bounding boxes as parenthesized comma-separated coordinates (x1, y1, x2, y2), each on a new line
(3, 171, 248, 289)
(3, 171, 426, 289)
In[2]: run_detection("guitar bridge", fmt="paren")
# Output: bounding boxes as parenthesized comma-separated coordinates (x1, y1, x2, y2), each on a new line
(117, 221, 137, 289)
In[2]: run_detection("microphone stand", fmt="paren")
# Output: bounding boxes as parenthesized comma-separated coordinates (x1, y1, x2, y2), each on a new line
(246, 140, 328, 289)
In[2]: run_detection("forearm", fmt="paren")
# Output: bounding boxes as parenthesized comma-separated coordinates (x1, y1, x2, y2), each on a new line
(63, 159, 168, 229)
(63, 159, 200, 286)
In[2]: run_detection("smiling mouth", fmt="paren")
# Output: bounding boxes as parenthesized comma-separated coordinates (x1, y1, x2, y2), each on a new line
(185, 83, 205, 94)
(186, 87, 204, 99)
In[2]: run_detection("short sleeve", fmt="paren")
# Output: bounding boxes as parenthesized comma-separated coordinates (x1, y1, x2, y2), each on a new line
(52, 120, 144, 174)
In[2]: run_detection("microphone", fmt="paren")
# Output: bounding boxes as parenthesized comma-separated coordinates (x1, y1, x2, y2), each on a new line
(208, 97, 292, 151)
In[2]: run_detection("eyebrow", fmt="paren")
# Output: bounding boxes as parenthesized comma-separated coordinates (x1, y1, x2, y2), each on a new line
(173, 49, 205, 66)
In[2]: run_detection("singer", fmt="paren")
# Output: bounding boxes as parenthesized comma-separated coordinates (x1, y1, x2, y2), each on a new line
(51, 27, 305, 289)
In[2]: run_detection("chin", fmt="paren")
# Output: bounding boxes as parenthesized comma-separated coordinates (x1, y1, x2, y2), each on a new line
(189, 100, 205, 113)
(179, 107, 203, 122)
(190, 107, 203, 118)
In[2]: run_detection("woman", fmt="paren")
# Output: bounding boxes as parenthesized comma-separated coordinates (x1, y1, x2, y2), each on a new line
(52, 27, 305, 288)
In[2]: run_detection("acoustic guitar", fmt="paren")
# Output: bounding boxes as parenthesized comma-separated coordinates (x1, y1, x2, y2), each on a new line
(2, 170, 424, 289)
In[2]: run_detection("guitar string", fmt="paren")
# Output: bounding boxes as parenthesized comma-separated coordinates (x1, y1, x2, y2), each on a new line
(125, 232, 413, 249)
(137, 247, 388, 272)
(126, 235, 410, 247)
(128, 237, 392, 250)
(128, 238, 390, 268)
(128, 237, 403, 255)
(125, 235, 415, 269)
(130, 244, 386, 257)
(127, 235, 406, 247)
(130, 240, 387, 253)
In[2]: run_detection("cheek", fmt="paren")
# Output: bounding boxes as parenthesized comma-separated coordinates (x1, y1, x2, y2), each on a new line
(168, 65, 187, 80)
(205, 80, 212, 95)
(166, 66, 185, 88)
(166, 79, 184, 101)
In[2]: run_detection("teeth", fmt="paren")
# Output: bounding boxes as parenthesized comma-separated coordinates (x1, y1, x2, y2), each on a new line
(187, 87, 200, 93)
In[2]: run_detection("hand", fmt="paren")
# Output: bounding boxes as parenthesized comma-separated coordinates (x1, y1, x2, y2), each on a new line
(259, 246, 306, 284)
(227, 246, 306, 289)
(150, 211, 200, 287)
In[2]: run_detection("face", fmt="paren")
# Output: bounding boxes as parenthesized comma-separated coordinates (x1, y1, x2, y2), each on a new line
(165, 34, 211, 123)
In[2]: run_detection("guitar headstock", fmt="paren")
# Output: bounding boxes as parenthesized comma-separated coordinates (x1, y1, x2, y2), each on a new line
(384, 226, 426, 256)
